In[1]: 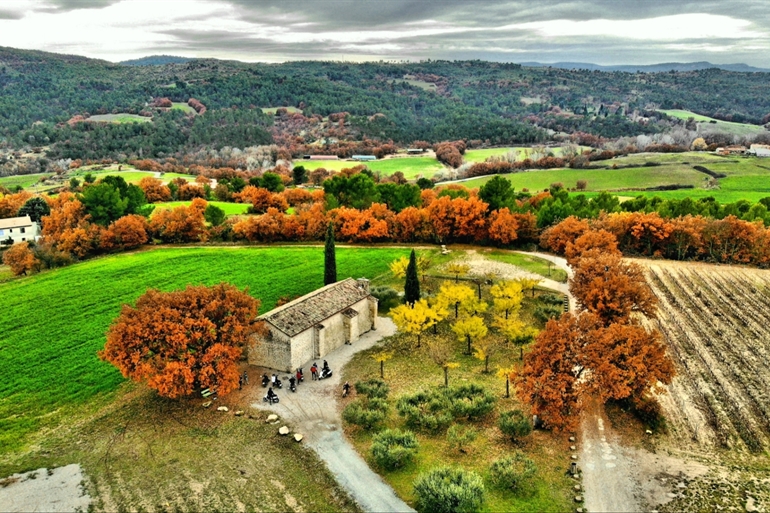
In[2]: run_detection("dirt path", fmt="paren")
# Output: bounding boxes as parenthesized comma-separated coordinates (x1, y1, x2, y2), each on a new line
(580, 401, 641, 512)
(252, 318, 414, 513)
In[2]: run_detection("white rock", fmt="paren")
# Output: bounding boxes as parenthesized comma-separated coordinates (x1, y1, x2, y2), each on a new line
(266, 414, 278, 423)
(294, 433, 304, 442)
(279, 426, 290, 435)
(217, 406, 229, 412)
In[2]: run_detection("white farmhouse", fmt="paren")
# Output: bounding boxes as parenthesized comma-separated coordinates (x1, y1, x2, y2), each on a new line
(249, 278, 377, 372)
(0, 216, 39, 245)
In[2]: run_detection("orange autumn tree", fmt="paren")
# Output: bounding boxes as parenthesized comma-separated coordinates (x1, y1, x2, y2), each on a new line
(539, 215, 590, 254)
(564, 229, 619, 266)
(137, 176, 171, 203)
(517, 312, 674, 431)
(569, 252, 657, 326)
(2, 242, 39, 276)
(100, 214, 150, 251)
(99, 283, 262, 399)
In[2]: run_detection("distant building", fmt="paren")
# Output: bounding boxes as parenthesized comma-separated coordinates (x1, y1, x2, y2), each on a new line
(248, 278, 378, 372)
(747, 148, 770, 158)
(407, 148, 426, 154)
(0, 216, 39, 245)
(351, 155, 377, 161)
(303, 155, 339, 160)
(717, 145, 747, 155)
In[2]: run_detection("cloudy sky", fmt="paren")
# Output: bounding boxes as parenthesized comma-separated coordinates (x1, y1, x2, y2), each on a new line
(0, 0, 768, 66)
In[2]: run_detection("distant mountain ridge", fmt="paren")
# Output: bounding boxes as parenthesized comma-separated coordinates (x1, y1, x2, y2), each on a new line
(520, 61, 770, 73)
(119, 55, 192, 66)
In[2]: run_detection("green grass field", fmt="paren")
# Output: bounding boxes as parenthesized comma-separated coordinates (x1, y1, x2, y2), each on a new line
(261, 106, 302, 115)
(0, 173, 52, 190)
(152, 200, 249, 215)
(659, 109, 767, 137)
(0, 246, 410, 454)
(459, 166, 705, 192)
(170, 102, 195, 113)
(455, 151, 770, 204)
(297, 157, 446, 179)
(464, 146, 589, 163)
(87, 113, 152, 124)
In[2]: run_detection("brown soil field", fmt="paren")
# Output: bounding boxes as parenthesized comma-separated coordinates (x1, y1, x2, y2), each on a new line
(632, 259, 770, 511)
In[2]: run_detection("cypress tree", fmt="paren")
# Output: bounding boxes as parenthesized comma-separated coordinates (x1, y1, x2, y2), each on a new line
(324, 222, 337, 285)
(404, 249, 420, 305)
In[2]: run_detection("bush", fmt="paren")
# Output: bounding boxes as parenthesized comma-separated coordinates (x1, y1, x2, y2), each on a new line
(342, 399, 387, 429)
(445, 384, 496, 420)
(355, 378, 389, 399)
(540, 293, 564, 306)
(370, 429, 419, 470)
(498, 410, 533, 442)
(371, 286, 400, 313)
(489, 452, 536, 491)
(396, 390, 453, 432)
(534, 304, 563, 323)
(413, 466, 485, 513)
(446, 424, 478, 454)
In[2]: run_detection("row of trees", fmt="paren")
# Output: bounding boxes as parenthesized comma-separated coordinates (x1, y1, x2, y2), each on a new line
(516, 232, 675, 431)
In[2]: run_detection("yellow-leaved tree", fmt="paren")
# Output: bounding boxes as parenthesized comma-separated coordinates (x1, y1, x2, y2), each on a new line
(389, 254, 431, 278)
(473, 336, 504, 373)
(452, 316, 488, 355)
(445, 262, 471, 282)
(517, 277, 541, 298)
(371, 351, 394, 379)
(435, 282, 476, 318)
(391, 299, 440, 348)
(490, 280, 524, 319)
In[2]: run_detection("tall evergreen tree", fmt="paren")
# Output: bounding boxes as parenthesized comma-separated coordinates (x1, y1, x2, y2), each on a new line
(324, 222, 337, 285)
(404, 249, 421, 305)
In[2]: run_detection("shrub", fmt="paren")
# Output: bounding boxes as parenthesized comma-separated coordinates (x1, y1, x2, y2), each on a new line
(446, 424, 478, 454)
(370, 429, 419, 470)
(489, 452, 536, 491)
(540, 293, 564, 306)
(342, 399, 387, 429)
(355, 378, 389, 399)
(413, 466, 485, 513)
(371, 286, 400, 313)
(498, 410, 533, 442)
(534, 304, 563, 323)
(396, 390, 453, 432)
(446, 384, 496, 420)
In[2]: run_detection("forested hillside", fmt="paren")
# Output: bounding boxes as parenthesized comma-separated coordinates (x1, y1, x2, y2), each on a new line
(1, 46, 770, 161)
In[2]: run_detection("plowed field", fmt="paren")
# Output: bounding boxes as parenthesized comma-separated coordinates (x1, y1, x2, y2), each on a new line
(640, 260, 770, 453)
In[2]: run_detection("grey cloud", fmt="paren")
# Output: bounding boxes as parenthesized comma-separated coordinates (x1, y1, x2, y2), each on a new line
(0, 9, 25, 20)
(40, 0, 121, 11)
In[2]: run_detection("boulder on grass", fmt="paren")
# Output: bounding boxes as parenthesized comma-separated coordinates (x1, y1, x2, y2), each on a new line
(266, 414, 278, 423)
(217, 406, 229, 412)
(279, 426, 290, 435)
(294, 433, 304, 442)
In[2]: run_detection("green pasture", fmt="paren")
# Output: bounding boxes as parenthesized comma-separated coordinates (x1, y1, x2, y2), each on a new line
(87, 113, 152, 124)
(261, 106, 302, 115)
(152, 200, 249, 215)
(659, 109, 767, 137)
(170, 102, 195, 113)
(458, 166, 705, 192)
(297, 157, 446, 180)
(0, 246, 409, 454)
(0, 173, 52, 190)
(455, 152, 770, 203)
(464, 146, 589, 163)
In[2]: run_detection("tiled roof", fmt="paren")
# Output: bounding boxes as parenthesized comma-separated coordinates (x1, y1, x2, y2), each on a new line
(0, 216, 34, 229)
(260, 278, 370, 337)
